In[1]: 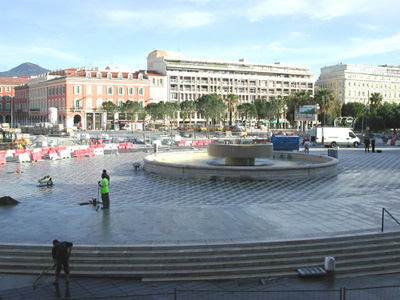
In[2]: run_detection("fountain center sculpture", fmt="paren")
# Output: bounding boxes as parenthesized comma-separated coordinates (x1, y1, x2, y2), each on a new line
(207, 142, 273, 166)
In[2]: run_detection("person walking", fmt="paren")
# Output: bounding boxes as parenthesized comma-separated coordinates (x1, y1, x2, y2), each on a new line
(364, 137, 370, 153)
(371, 138, 376, 153)
(52, 239, 73, 285)
(98, 173, 110, 209)
(304, 140, 310, 154)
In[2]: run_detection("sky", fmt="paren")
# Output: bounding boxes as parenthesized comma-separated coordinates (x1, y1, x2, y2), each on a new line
(1, 0, 400, 80)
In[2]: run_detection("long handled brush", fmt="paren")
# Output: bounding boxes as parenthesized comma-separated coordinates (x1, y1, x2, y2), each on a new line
(32, 264, 55, 289)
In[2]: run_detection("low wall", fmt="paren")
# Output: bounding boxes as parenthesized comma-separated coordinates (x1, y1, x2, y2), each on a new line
(144, 151, 338, 181)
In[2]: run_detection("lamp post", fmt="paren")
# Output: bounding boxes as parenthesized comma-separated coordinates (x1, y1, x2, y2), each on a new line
(361, 105, 370, 141)
(315, 104, 320, 127)
(283, 104, 288, 129)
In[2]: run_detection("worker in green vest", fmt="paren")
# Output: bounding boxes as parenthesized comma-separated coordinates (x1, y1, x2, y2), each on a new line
(98, 173, 110, 209)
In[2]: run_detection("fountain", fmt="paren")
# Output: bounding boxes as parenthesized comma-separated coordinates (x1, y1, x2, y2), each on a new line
(143, 141, 338, 181)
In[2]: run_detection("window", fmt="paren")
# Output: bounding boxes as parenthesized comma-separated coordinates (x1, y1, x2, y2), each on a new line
(107, 72, 112, 79)
(74, 98, 81, 109)
(128, 87, 134, 95)
(138, 87, 144, 96)
(97, 72, 102, 79)
(86, 72, 91, 79)
(118, 86, 124, 95)
(159, 78, 164, 86)
(107, 86, 114, 95)
(74, 85, 81, 94)
(117, 99, 124, 107)
(86, 98, 92, 108)
(5, 87, 11, 92)
(138, 100, 144, 107)
(128, 73, 133, 80)
(118, 73, 123, 79)
(87, 85, 92, 95)
(62, 86, 65, 94)
(97, 98, 103, 108)
(97, 86, 102, 95)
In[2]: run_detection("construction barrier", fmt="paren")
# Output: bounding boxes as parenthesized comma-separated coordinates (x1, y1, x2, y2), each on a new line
(0, 156, 6, 165)
(85, 148, 95, 157)
(18, 153, 31, 163)
(94, 148, 104, 156)
(59, 150, 71, 159)
(30, 152, 44, 162)
(48, 152, 60, 160)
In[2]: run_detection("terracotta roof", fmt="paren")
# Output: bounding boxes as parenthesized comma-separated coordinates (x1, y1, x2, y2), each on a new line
(146, 71, 165, 77)
(0, 77, 28, 86)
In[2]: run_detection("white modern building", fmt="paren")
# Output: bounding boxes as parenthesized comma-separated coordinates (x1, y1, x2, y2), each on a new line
(147, 50, 314, 104)
(316, 63, 400, 104)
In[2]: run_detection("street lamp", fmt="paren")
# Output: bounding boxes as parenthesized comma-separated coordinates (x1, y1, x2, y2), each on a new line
(315, 104, 320, 127)
(361, 105, 370, 140)
(283, 104, 288, 129)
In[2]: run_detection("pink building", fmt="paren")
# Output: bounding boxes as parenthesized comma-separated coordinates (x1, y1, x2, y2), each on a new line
(0, 77, 28, 124)
(14, 67, 151, 130)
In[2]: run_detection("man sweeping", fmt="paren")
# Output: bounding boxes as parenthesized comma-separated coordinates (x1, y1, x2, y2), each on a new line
(52, 239, 73, 285)
(98, 173, 110, 209)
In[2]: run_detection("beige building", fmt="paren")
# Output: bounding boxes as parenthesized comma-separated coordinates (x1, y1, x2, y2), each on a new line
(147, 50, 314, 104)
(316, 63, 400, 104)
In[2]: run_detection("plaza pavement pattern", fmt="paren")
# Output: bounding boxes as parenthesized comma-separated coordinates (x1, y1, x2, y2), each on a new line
(2, 145, 400, 299)
(1, 146, 399, 245)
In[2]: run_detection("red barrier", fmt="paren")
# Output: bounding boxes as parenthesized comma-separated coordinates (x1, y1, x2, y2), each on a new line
(41, 147, 50, 154)
(30, 152, 43, 162)
(13, 149, 24, 157)
(0, 156, 6, 165)
(118, 143, 127, 149)
(0, 151, 6, 156)
(86, 148, 94, 157)
(125, 142, 133, 149)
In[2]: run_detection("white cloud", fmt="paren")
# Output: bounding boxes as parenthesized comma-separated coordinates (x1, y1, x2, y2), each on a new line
(103, 8, 215, 30)
(0, 44, 82, 69)
(243, 0, 373, 21)
(338, 34, 400, 60)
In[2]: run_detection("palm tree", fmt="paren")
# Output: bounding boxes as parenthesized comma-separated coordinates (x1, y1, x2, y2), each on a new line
(369, 92, 383, 113)
(314, 89, 338, 126)
(225, 94, 239, 126)
(237, 103, 257, 131)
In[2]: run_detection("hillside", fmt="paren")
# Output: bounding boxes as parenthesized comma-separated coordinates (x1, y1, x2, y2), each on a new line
(0, 63, 49, 77)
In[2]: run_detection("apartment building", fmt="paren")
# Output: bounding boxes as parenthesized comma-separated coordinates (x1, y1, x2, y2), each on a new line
(0, 77, 28, 124)
(316, 63, 400, 104)
(147, 50, 314, 105)
(14, 67, 151, 130)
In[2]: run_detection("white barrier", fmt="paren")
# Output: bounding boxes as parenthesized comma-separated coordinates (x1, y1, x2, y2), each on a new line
(18, 153, 31, 163)
(48, 152, 60, 160)
(59, 150, 71, 159)
(94, 148, 104, 156)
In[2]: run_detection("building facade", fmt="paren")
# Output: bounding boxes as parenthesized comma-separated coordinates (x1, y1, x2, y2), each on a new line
(147, 50, 314, 103)
(14, 67, 152, 130)
(316, 63, 400, 104)
(0, 77, 28, 124)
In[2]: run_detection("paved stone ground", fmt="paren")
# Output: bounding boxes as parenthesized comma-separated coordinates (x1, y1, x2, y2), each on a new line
(1, 145, 399, 245)
(2, 144, 400, 299)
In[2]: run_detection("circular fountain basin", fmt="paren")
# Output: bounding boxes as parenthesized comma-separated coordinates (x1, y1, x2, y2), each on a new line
(144, 151, 338, 181)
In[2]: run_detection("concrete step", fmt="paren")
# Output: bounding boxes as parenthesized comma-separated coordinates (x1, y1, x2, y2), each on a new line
(1, 232, 400, 281)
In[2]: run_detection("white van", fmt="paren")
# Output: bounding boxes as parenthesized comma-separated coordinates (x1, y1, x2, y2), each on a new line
(310, 127, 360, 148)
